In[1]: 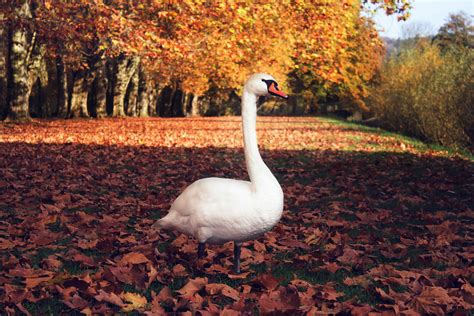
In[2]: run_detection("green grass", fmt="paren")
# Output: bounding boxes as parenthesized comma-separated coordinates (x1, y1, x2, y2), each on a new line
(168, 276, 188, 292)
(23, 298, 82, 316)
(316, 116, 474, 160)
(29, 247, 65, 269)
(62, 260, 98, 275)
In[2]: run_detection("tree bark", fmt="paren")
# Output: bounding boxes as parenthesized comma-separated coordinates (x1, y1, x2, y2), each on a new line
(69, 70, 90, 118)
(125, 67, 139, 116)
(158, 86, 173, 117)
(137, 66, 151, 117)
(112, 54, 139, 117)
(56, 56, 68, 118)
(149, 86, 162, 117)
(94, 59, 108, 118)
(0, 10, 8, 119)
(183, 93, 191, 116)
(42, 58, 58, 117)
(7, 0, 31, 121)
(171, 88, 184, 117)
(190, 95, 200, 116)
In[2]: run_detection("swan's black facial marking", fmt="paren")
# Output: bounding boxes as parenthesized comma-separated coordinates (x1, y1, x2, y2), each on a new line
(262, 78, 288, 99)
(262, 79, 279, 91)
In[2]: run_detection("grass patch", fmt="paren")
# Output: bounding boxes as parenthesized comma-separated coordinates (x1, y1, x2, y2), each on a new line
(316, 116, 474, 160)
(169, 276, 188, 292)
(62, 260, 98, 275)
(30, 247, 64, 269)
(47, 219, 63, 233)
(23, 298, 82, 315)
(270, 261, 352, 287)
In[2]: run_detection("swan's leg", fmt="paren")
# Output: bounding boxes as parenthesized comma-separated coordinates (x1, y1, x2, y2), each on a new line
(233, 242, 242, 274)
(198, 242, 206, 258)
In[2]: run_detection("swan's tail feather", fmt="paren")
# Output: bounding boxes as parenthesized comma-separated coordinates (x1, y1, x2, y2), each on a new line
(151, 212, 173, 230)
(151, 219, 163, 230)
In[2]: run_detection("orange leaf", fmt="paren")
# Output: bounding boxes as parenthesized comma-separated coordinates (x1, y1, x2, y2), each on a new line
(118, 252, 150, 266)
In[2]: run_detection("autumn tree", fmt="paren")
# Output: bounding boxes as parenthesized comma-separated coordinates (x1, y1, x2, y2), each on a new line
(0, 0, 410, 120)
(433, 12, 474, 50)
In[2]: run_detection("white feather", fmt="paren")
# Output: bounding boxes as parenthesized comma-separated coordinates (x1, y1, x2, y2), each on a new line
(153, 73, 284, 245)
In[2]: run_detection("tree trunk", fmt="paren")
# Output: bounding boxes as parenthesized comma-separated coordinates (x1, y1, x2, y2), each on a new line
(0, 11, 8, 119)
(125, 68, 139, 116)
(43, 58, 58, 117)
(7, 0, 31, 121)
(183, 93, 191, 116)
(112, 55, 139, 117)
(190, 95, 200, 116)
(171, 83, 185, 117)
(94, 60, 108, 118)
(149, 86, 162, 117)
(69, 70, 90, 118)
(137, 67, 151, 117)
(56, 56, 68, 118)
(158, 86, 174, 117)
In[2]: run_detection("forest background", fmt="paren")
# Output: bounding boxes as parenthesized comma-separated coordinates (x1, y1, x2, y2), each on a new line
(0, 0, 472, 149)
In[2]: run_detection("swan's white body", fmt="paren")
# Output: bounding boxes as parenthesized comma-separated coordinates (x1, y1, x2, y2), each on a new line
(153, 73, 284, 245)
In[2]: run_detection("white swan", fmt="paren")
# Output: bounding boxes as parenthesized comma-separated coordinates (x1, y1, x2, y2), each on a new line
(152, 73, 288, 273)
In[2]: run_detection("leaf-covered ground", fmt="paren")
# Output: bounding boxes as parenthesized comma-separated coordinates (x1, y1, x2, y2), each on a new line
(0, 117, 473, 315)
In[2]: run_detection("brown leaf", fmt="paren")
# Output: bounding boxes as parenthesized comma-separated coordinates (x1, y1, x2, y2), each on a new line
(337, 247, 360, 264)
(253, 240, 266, 252)
(172, 264, 187, 277)
(94, 289, 124, 307)
(118, 252, 150, 266)
(72, 253, 95, 267)
(320, 262, 342, 273)
(25, 275, 53, 288)
(205, 283, 240, 301)
(375, 287, 395, 303)
(254, 274, 279, 291)
(177, 277, 208, 299)
(0, 238, 15, 250)
(156, 286, 173, 303)
(410, 286, 454, 315)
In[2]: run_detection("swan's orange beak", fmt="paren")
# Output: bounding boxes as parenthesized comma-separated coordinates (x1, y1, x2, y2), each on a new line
(268, 82, 289, 99)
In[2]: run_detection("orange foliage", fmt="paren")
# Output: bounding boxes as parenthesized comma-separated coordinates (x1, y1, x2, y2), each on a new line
(0, 117, 472, 314)
(2, 0, 406, 101)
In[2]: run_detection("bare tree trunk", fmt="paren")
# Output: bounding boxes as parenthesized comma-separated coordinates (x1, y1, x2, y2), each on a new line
(137, 67, 151, 117)
(56, 56, 68, 118)
(0, 10, 8, 119)
(149, 85, 162, 117)
(183, 93, 191, 116)
(7, 0, 31, 121)
(190, 95, 200, 116)
(112, 54, 139, 117)
(94, 59, 108, 118)
(158, 86, 174, 117)
(42, 58, 58, 117)
(171, 85, 185, 117)
(125, 68, 139, 116)
(69, 70, 90, 118)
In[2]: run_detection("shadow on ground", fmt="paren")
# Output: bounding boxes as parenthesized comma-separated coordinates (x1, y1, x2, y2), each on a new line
(0, 141, 473, 314)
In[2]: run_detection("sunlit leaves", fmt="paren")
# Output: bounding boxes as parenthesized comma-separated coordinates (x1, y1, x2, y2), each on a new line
(3, 0, 403, 99)
(0, 117, 472, 313)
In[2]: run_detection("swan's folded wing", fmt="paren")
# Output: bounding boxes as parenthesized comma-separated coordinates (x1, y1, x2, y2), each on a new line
(169, 177, 254, 217)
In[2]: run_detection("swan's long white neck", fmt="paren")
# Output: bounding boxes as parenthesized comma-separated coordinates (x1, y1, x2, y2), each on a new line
(242, 89, 280, 192)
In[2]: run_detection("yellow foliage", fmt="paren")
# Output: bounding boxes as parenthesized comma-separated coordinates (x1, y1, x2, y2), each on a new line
(121, 292, 148, 311)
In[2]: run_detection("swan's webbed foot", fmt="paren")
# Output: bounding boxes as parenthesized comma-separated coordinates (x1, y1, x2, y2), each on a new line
(198, 242, 206, 258)
(233, 242, 242, 274)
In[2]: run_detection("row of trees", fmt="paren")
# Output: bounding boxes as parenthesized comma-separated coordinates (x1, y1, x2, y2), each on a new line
(0, 0, 410, 121)
(368, 13, 474, 149)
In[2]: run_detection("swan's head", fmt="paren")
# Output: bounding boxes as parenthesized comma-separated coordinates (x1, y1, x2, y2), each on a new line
(244, 73, 289, 99)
